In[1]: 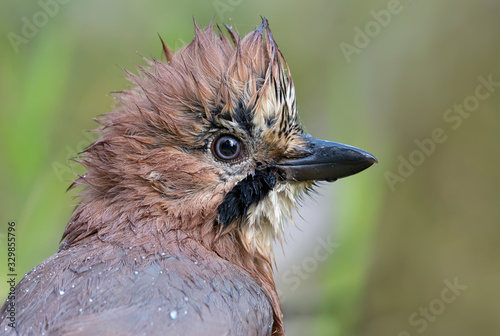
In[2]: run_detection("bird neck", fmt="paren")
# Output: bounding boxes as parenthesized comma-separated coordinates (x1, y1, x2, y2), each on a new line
(61, 195, 285, 335)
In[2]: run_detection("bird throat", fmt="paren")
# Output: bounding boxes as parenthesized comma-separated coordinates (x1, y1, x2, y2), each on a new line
(217, 167, 306, 257)
(217, 167, 278, 230)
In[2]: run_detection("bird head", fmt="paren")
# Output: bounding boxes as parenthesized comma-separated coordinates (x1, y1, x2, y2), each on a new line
(62, 18, 375, 333)
(64, 17, 376, 264)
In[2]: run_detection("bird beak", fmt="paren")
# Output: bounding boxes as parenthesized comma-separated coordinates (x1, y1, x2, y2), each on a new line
(276, 135, 377, 182)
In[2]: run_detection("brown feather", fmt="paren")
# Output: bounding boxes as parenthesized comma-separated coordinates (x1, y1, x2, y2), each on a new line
(158, 34, 174, 63)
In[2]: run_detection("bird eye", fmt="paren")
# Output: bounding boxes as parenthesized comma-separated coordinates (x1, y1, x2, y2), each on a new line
(211, 135, 243, 162)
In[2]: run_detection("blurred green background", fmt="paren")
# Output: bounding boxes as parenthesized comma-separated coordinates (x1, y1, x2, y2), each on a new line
(1, 1, 499, 335)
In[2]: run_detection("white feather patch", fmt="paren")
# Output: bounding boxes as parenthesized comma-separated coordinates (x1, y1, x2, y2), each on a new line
(241, 182, 307, 256)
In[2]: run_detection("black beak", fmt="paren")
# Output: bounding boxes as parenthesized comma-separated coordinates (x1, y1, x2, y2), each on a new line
(276, 136, 377, 182)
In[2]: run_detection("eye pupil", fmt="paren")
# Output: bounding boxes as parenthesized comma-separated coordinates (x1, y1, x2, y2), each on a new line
(213, 135, 242, 161)
(219, 138, 237, 157)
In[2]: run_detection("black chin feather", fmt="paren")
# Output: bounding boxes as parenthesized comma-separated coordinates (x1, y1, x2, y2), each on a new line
(217, 168, 277, 230)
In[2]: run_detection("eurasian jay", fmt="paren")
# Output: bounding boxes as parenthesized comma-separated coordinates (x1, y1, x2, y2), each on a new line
(1, 18, 376, 336)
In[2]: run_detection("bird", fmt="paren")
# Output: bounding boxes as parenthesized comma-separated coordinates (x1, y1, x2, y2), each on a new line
(1, 18, 376, 336)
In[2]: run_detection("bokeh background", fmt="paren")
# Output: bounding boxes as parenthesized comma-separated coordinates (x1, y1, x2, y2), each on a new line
(1, 1, 499, 335)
